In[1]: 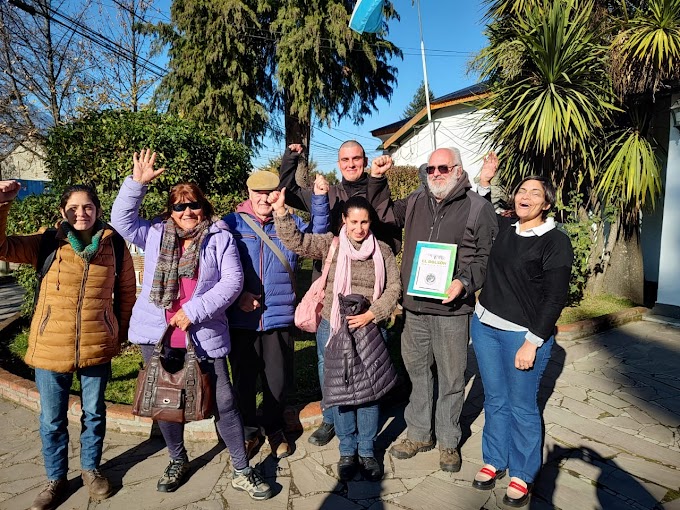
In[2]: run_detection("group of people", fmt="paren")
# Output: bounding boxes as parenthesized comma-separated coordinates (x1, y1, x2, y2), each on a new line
(0, 136, 573, 510)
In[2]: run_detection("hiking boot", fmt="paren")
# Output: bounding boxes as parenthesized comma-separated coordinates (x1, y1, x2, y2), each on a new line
(231, 466, 272, 500)
(308, 421, 335, 446)
(358, 456, 382, 481)
(245, 435, 261, 460)
(268, 430, 292, 459)
(440, 447, 462, 472)
(337, 455, 358, 482)
(31, 478, 69, 510)
(81, 469, 112, 500)
(388, 438, 435, 459)
(157, 458, 190, 492)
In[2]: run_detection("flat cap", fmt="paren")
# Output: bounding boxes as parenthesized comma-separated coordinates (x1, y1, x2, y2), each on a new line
(246, 171, 280, 191)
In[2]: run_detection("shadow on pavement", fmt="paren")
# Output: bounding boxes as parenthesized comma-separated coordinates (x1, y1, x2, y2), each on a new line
(531, 445, 663, 510)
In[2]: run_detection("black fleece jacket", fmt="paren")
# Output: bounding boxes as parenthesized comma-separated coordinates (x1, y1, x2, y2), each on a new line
(390, 174, 498, 316)
(278, 147, 402, 254)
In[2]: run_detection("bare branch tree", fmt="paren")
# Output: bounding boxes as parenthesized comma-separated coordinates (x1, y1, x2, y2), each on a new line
(0, 0, 96, 155)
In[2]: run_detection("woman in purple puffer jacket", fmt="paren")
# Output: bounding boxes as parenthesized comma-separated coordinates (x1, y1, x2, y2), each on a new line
(111, 149, 271, 501)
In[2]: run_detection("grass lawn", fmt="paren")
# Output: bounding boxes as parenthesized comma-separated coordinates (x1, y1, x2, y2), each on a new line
(556, 293, 636, 325)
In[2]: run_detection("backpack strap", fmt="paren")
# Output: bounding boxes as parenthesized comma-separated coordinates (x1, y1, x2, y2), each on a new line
(110, 232, 126, 323)
(33, 229, 59, 310)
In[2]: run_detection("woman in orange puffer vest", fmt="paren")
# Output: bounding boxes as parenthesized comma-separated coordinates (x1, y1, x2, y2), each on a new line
(0, 181, 136, 510)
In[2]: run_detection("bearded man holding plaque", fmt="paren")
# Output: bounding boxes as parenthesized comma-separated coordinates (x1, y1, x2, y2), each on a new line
(374, 147, 498, 473)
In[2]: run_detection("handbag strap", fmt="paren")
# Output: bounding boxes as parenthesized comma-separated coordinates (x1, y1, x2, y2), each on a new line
(320, 237, 339, 289)
(239, 212, 296, 294)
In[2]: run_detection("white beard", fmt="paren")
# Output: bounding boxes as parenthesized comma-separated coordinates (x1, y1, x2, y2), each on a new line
(428, 175, 459, 200)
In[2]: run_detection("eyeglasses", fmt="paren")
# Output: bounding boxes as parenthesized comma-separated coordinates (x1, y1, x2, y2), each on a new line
(425, 164, 460, 175)
(171, 201, 202, 212)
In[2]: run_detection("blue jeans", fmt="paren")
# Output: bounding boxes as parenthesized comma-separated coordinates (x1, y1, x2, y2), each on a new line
(316, 318, 334, 424)
(471, 314, 554, 483)
(34, 363, 110, 480)
(333, 403, 379, 457)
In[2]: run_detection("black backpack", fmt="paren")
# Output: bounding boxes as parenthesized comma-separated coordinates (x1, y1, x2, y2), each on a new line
(34, 229, 127, 321)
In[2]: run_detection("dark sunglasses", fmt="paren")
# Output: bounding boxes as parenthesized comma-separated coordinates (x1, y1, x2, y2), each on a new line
(425, 164, 459, 175)
(171, 201, 202, 212)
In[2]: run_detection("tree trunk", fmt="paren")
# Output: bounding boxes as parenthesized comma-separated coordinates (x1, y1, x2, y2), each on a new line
(284, 92, 311, 149)
(586, 219, 644, 304)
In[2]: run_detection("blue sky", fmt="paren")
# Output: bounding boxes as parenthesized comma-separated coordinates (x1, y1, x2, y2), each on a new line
(256, 0, 490, 173)
(149, 0, 490, 173)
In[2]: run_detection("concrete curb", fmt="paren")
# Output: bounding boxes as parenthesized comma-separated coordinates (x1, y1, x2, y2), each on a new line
(0, 306, 649, 441)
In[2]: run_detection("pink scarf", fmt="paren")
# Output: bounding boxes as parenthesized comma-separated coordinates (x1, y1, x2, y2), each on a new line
(330, 225, 386, 335)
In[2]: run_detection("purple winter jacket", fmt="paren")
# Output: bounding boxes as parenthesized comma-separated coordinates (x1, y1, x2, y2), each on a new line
(111, 177, 244, 358)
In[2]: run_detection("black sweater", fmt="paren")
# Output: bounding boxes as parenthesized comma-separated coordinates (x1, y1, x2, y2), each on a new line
(478, 223, 573, 340)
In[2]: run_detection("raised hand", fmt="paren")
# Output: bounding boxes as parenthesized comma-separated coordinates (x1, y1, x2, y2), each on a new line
(313, 174, 329, 195)
(267, 188, 287, 216)
(0, 180, 21, 203)
(370, 155, 393, 177)
(288, 143, 304, 155)
(132, 149, 165, 185)
(479, 151, 498, 187)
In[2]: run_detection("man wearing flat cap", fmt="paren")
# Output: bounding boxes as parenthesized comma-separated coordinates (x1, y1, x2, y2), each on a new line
(224, 171, 329, 460)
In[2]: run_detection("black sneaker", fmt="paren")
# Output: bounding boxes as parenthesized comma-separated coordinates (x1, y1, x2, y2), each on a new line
(308, 422, 335, 446)
(358, 456, 382, 481)
(337, 455, 358, 482)
(157, 458, 190, 492)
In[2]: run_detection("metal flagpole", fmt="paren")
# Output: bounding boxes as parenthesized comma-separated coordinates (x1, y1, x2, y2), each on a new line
(416, 0, 436, 151)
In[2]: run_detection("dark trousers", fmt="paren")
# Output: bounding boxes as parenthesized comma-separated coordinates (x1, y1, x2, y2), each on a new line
(139, 345, 248, 470)
(229, 328, 293, 437)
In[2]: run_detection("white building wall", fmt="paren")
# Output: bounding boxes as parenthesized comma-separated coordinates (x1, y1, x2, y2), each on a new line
(0, 143, 49, 181)
(655, 92, 680, 316)
(388, 105, 494, 178)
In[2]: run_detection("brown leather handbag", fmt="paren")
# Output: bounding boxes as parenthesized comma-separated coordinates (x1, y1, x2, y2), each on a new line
(132, 330, 215, 423)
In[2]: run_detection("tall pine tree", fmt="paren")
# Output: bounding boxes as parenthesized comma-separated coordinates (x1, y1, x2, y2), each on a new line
(402, 81, 435, 119)
(152, 0, 401, 150)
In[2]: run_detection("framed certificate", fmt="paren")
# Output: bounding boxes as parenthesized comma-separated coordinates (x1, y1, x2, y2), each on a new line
(406, 241, 457, 299)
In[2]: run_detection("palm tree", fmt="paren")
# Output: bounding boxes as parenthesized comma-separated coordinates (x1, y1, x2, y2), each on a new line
(475, 0, 680, 301)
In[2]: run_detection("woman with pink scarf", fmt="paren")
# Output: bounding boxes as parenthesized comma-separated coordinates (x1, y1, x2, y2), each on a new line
(271, 190, 401, 482)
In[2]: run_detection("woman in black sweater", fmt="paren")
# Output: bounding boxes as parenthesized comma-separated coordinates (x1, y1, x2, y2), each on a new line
(470, 176, 573, 507)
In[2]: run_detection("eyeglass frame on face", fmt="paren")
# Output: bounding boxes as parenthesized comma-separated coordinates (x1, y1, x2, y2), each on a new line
(171, 201, 202, 212)
(425, 164, 460, 175)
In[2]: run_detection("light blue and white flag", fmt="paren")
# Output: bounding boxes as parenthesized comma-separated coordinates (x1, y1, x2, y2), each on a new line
(349, 0, 385, 34)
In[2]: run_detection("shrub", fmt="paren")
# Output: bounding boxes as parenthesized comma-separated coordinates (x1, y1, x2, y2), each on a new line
(45, 109, 252, 219)
(559, 191, 601, 305)
(386, 165, 421, 200)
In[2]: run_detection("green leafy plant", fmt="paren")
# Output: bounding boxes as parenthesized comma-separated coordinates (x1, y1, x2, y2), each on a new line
(559, 191, 599, 305)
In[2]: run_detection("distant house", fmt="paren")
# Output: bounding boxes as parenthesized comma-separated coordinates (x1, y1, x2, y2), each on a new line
(0, 142, 50, 199)
(371, 83, 493, 173)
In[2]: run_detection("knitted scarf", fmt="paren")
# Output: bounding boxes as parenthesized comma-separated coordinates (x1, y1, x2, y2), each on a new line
(149, 218, 210, 310)
(330, 225, 386, 335)
(60, 220, 105, 263)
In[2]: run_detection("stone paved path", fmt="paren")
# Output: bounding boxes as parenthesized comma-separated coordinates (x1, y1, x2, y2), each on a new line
(0, 278, 23, 327)
(1, 319, 679, 509)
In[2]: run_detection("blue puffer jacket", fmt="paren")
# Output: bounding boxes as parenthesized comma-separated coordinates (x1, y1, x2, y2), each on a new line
(225, 194, 329, 331)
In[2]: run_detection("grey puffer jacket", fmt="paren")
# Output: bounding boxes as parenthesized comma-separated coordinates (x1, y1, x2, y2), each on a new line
(322, 294, 398, 409)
